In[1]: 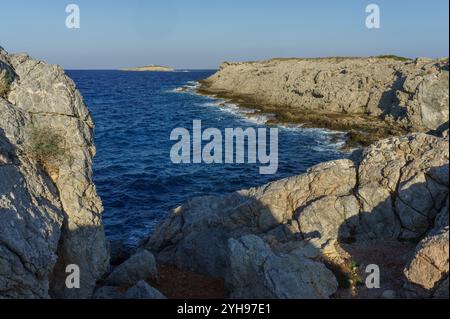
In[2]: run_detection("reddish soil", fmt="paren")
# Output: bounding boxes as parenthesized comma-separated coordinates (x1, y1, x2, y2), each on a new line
(333, 240, 417, 299)
(149, 264, 225, 299)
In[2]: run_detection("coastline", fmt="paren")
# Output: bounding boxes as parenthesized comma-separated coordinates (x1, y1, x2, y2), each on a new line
(195, 57, 448, 148)
(196, 81, 407, 149)
(175, 80, 349, 151)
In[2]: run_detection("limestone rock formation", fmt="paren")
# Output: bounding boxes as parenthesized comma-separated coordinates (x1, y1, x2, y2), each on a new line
(0, 129, 64, 298)
(226, 235, 338, 299)
(199, 57, 449, 145)
(404, 227, 449, 290)
(0, 46, 108, 299)
(404, 196, 449, 296)
(147, 133, 449, 298)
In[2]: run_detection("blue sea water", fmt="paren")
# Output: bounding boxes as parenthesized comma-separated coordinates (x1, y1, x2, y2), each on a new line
(67, 70, 347, 246)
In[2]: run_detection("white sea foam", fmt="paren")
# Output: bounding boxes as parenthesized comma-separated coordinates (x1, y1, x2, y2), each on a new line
(177, 80, 347, 152)
(198, 99, 275, 125)
(170, 81, 200, 94)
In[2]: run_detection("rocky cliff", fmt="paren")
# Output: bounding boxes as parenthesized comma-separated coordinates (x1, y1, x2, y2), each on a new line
(0, 46, 109, 298)
(147, 133, 449, 298)
(199, 57, 449, 145)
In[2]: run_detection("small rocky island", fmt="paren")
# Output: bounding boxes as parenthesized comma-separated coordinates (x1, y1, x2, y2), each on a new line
(1, 46, 448, 299)
(120, 64, 175, 72)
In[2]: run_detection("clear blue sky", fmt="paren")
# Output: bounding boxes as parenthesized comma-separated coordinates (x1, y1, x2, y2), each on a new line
(0, 0, 448, 69)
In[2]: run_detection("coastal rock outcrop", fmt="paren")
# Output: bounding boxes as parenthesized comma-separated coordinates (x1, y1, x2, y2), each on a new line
(199, 57, 449, 145)
(404, 196, 449, 294)
(0, 46, 108, 299)
(147, 133, 449, 298)
(0, 128, 64, 298)
(404, 226, 449, 290)
(226, 235, 338, 299)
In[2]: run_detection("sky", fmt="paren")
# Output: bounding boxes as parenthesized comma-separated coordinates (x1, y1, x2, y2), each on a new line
(0, 0, 448, 69)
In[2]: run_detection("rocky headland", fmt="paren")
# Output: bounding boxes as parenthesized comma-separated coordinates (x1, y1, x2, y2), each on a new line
(1, 47, 448, 299)
(198, 57, 449, 147)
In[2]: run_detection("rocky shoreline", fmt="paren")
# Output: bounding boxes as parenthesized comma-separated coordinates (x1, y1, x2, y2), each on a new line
(1, 47, 449, 299)
(198, 57, 449, 147)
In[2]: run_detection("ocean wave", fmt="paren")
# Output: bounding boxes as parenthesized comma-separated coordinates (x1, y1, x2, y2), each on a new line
(198, 100, 274, 125)
(170, 81, 200, 94)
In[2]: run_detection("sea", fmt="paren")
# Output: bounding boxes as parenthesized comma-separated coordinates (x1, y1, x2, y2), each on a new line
(67, 70, 347, 246)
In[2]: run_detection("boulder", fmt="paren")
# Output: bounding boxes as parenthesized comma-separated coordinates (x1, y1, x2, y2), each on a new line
(105, 250, 158, 286)
(225, 235, 338, 299)
(404, 226, 449, 290)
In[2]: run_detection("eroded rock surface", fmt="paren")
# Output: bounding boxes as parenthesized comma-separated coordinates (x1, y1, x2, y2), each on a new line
(0, 46, 108, 299)
(404, 197, 449, 296)
(226, 235, 338, 299)
(147, 133, 449, 298)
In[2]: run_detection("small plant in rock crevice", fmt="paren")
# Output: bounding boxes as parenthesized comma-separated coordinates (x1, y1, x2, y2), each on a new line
(26, 125, 72, 180)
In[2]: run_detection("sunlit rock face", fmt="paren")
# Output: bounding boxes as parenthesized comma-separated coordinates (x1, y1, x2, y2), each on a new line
(0, 46, 109, 299)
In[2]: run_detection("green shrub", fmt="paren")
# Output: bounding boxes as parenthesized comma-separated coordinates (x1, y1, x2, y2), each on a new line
(0, 81, 8, 98)
(26, 125, 71, 178)
(0, 74, 10, 98)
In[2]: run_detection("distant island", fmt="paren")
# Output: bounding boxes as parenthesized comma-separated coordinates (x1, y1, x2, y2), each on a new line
(120, 64, 175, 72)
